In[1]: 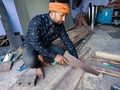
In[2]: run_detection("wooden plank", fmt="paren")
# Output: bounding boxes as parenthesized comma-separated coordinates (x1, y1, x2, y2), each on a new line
(95, 51, 120, 61)
(76, 72, 85, 90)
(92, 55, 120, 67)
(0, 61, 12, 72)
(66, 69, 84, 90)
(78, 47, 91, 60)
(78, 16, 88, 26)
(53, 27, 90, 49)
(92, 66, 120, 78)
(43, 66, 72, 90)
(16, 69, 37, 87)
(64, 51, 100, 76)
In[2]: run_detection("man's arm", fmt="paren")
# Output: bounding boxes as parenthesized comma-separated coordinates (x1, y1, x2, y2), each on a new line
(60, 27, 78, 58)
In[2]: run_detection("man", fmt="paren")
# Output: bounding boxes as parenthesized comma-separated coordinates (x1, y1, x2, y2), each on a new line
(23, 0, 78, 78)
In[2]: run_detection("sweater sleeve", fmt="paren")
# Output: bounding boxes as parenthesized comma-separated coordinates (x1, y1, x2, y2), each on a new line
(60, 27, 78, 58)
(28, 18, 57, 60)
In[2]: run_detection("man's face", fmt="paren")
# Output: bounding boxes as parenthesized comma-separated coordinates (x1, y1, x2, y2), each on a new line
(51, 11, 67, 24)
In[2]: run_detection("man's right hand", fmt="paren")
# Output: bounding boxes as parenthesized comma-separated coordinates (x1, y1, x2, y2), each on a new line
(54, 54, 68, 65)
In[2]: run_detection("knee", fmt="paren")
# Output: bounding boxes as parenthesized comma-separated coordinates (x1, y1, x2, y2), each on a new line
(23, 55, 36, 68)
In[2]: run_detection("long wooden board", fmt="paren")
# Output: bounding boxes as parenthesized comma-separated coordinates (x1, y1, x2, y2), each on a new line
(53, 27, 90, 49)
(64, 51, 100, 76)
(95, 51, 120, 61)
(92, 55, 120, 67)
(92, 66, 120, 78)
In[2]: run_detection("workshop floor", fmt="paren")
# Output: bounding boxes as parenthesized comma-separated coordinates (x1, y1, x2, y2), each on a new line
(80, 25, 120, 90)
(0, 25, 120, 90)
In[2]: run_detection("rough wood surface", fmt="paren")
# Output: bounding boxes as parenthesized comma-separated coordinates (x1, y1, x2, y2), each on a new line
(78, 47, 91, 60)
(66, 69, 84, 90)
(16, 69, 37, 87)
(92, 66, 120, 78)
(43, 66, 72, 90)
(53, 27, 90, 49)
(0, 61, 12, 72)
(64, 51, 100, 76)
(95, 51, 120, 61)
(92, 55, 120, 67)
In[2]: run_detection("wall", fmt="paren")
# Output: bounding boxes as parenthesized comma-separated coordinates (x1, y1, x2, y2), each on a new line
(2, 0, 24, 35)
(0, 15, 6, 36)
(24, 0, 74, 29)
(25, 0, 49, 19)
(14, 0, 30, 35)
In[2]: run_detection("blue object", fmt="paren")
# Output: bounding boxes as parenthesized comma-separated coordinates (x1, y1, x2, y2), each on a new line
(96, 8, 113, 24)
(17, 64, 27, 72)
(51, 61, 57, 65)
(0, 56, 4, 62)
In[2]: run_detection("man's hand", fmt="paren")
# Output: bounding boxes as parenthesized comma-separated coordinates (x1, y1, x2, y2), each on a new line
(54, 54, 68, 65)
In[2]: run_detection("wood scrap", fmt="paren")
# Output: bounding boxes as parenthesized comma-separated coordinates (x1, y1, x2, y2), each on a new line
(92, 65, 120, 78)
(16, 69, 37, 87)
(95, 51, 120, 61)
(0, 61, 13, 72)
(92, 55, 120, 67)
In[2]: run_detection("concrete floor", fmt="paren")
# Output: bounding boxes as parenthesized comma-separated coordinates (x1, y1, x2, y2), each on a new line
(0, 25, 120, 90)
(81, 25, 120, 90)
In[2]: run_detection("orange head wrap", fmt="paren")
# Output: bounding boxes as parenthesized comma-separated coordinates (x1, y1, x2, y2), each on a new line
(49, 2, 70, 14)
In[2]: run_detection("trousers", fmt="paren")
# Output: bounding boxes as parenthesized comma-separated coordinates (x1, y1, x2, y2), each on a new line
(23, 44, 64, 68)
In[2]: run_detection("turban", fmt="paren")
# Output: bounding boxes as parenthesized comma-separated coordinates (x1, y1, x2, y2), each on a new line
(49, 2, 70, 14)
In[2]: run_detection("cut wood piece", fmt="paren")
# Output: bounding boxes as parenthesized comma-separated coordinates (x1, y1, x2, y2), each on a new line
(92, 65, 120, 78)
(78, 47, 91, 60)
(95, 51, 120, 61)
(92, 55, 120, 67)
(43, 66, 72, 90)
(64, 51, 100, 76)
(0, 61, 13, 72)
(66, 69, 84, 90)
(16, 69, 37, 87)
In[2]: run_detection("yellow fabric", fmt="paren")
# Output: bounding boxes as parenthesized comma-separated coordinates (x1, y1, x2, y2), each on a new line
(49, 2, 70, 14)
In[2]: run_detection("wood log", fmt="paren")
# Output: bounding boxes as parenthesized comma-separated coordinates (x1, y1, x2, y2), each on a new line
(95, 51, 120, 61)
(92, 65, 120, 78)
(92, 55, 120, 67)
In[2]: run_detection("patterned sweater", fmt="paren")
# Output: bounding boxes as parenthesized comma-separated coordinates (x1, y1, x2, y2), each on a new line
(24, 13, 78, 59)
